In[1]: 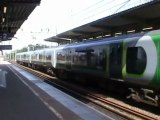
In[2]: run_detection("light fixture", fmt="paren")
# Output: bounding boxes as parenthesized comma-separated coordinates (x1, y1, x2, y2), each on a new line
(143, 27, 153, 31)
(104, 34, 111, 37)
(127, 30, 135, 33)
(115, 32, 122, 35)
(3, 6, 7, 13)
(2, 18, 5, 23)
(96, 36, 102, 38)
(89, 37, 93, 39)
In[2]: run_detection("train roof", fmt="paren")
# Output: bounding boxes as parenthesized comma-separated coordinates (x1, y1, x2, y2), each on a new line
(60, 29, 160, 48)
(59, 31, 144, 48)
(16, 46, 57, 54)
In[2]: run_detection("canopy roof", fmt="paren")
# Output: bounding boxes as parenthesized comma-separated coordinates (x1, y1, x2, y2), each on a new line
(46, 0, 160, 43)
(0, 0, 41, 41)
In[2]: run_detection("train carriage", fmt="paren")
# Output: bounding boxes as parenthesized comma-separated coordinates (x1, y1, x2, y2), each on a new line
(16, 48, 56, 74)
(54, 30, 160, 106)
(16, 51, 32, 66)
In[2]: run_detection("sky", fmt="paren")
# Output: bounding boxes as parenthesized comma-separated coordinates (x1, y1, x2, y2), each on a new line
(2, 0, 152, 51)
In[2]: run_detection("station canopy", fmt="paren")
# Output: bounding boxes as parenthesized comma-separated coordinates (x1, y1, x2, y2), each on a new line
(46, 0, 160, 43)
(0, 0, 41, 42)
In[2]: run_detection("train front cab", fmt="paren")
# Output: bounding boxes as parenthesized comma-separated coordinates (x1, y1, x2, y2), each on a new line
(122, 34, 160, 106)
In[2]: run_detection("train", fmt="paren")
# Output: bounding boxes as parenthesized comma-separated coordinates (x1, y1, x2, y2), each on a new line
(16, 29, 160, 107)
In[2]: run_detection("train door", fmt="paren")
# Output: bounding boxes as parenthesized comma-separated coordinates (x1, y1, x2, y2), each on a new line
(42, 50, 46, 65)
(103, 45, 109, 77)
(66, 48, 72, 70)
(97, 45, 109, 75)
(29, 52, 32, 64)
(109, 43, 122, 79)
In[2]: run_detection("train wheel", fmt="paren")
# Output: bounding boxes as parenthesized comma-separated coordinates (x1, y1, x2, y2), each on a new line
(47, 68, 54, 76)
(56, 69, 68, 80)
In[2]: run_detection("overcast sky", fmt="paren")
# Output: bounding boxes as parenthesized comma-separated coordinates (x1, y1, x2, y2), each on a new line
(3, 0, 152, 51)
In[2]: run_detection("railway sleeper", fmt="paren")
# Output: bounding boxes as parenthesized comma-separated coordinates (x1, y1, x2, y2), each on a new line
(127, 88, 160, 107)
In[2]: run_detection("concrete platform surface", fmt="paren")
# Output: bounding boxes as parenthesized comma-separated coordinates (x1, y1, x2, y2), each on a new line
(0, 61, 115, 120)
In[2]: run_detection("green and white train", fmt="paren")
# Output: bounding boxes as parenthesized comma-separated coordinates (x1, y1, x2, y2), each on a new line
(16, 29, 160, 106)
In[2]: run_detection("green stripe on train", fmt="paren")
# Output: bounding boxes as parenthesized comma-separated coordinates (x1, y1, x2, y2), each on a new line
(150, 35, 160, 87)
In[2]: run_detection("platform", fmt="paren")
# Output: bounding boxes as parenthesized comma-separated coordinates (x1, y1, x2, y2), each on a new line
(0, 61, 115, 120)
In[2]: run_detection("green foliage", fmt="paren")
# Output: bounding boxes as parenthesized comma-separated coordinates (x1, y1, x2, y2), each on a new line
(16, 47, 28, 53)
(16, 44, 50, 53)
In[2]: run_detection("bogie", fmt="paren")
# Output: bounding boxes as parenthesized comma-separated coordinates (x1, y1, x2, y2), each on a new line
(127, 88, 160, 107)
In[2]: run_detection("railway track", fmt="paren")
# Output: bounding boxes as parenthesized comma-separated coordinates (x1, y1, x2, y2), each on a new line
(11, 62, 159, 120)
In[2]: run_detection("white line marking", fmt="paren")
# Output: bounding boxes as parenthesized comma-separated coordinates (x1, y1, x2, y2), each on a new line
(7, 65, 64, 120)
(0, 69, 7, 88)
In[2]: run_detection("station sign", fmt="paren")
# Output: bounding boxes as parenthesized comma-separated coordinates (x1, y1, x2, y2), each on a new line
(0, 45, 12, 50)
(0, 33, 12, 41)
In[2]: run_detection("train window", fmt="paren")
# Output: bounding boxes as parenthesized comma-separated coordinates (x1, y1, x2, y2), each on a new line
(57, 51, 66, 63)
(110, 44, 122, 64)
(39, 54, 42, 60)
(86, 50, 94, 67)
(75, 47, 87, 66)
(72, 49, 77, 64)
(98, 49, 106, 70)
(126, 47, 146, 74)
(79, 52, 87, 66)
(46, 51, 51, 60)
